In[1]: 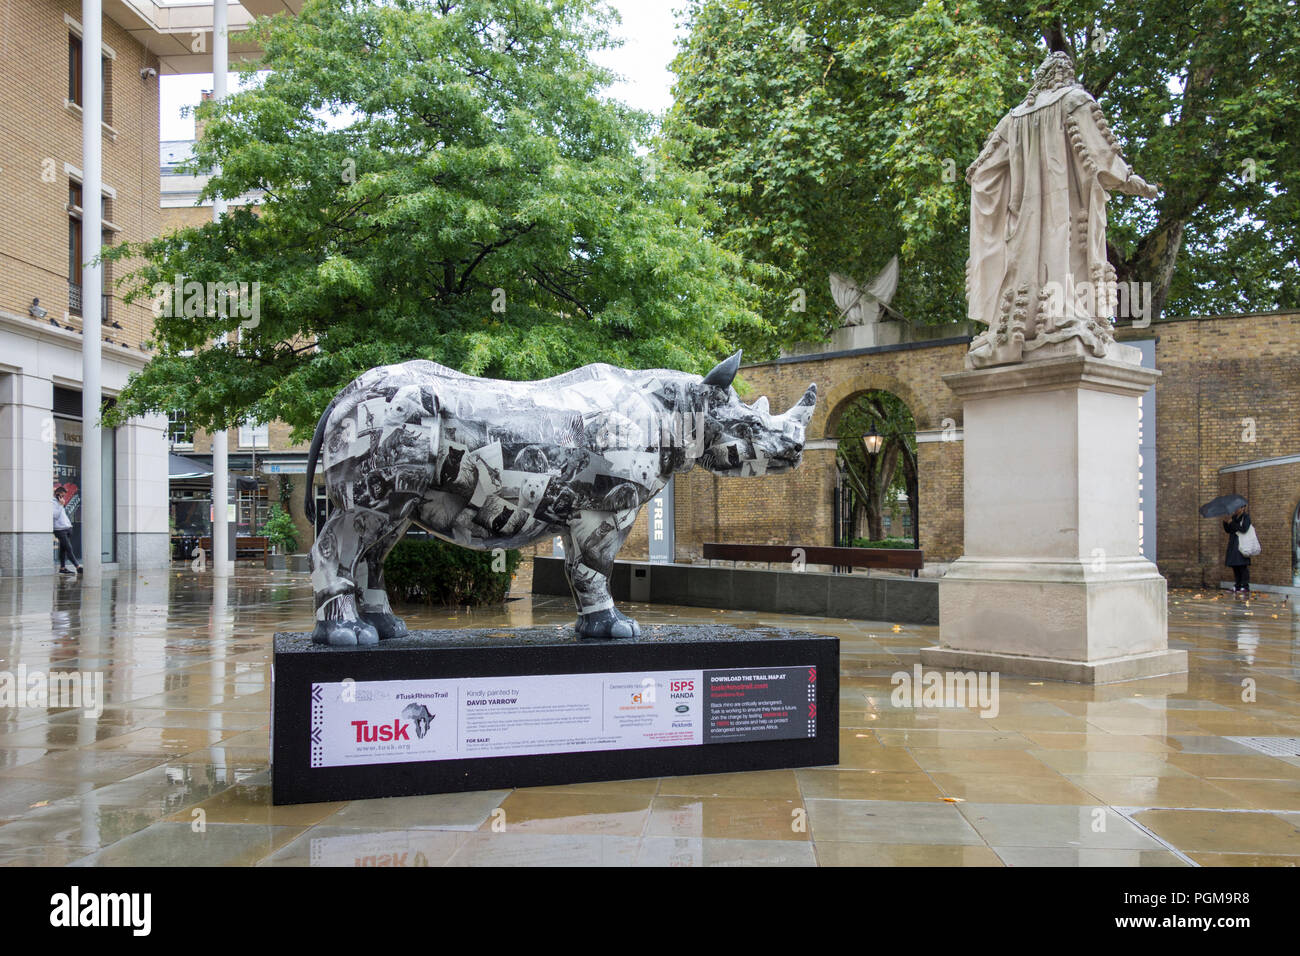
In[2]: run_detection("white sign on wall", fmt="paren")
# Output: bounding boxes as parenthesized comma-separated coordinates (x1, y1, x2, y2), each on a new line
(648, 478, 674, 563)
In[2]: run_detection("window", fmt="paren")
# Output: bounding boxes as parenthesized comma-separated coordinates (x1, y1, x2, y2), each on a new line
(239, 420, 269, 449)
(238, 481, 270, 535)
(67, 33, 111, 124)
(68, 180, 114, 320)
(168, 410, 194, 449)
(68, 182, 82, 314)
(68, 35, 81, 105)
(102, 54, 112, 126)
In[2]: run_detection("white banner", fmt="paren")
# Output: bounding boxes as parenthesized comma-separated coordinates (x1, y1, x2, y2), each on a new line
(310, 669, 704, 768)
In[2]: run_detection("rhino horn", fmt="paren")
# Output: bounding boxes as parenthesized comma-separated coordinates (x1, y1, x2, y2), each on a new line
(702, 350, 742, 389)
(785, 384, 817, 426)
(750, 396, 769, 416)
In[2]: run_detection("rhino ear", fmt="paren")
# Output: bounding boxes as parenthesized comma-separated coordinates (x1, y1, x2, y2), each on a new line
(702, 350, 742, 389)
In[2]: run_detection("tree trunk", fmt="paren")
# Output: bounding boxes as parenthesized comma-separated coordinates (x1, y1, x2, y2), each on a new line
(898, 444, 919, 549)
(1129, 219, 1187, 320)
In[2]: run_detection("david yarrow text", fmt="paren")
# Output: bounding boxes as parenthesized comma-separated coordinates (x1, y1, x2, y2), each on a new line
(0, 666, 104, 718)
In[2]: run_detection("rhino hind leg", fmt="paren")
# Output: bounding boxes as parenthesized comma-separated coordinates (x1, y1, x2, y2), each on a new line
(356, 518, 412, 640)
(563, 509, 640, 639)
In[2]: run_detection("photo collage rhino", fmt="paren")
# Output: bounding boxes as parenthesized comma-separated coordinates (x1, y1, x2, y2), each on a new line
(304, 353, 816, 644)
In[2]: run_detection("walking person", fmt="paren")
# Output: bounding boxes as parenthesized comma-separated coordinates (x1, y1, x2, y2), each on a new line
(1224, 504, 1253, 599)
(52, 488, 82, 575)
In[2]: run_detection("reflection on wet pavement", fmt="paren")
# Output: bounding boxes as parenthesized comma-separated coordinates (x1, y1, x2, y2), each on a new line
(1, 567, 1298, 866)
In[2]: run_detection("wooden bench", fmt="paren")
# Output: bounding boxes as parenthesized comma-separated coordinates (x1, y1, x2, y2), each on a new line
(702, 542, 924, 577)
(196, 535, 269, 561)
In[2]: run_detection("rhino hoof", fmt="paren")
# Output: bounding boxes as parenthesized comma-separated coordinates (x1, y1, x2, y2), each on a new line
(575, 610, 641, 640)
(362, 612, 409, 641)
(312, 620, 380, 647)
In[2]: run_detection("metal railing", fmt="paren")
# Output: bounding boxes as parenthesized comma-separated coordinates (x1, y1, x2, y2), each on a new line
(67, 282, 110, 321)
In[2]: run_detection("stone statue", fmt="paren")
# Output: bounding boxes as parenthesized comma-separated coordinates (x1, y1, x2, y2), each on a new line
(830, 256, 900, 327)
(303, 353, 816, 645)
(964, 51, 1159, 369)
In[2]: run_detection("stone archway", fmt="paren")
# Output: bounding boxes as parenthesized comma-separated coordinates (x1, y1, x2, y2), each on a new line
(819, 374, 931, 438)
(639, 338, 972, 564)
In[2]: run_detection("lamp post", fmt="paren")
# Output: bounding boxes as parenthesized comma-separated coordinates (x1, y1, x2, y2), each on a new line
(862, 425, 884, 456)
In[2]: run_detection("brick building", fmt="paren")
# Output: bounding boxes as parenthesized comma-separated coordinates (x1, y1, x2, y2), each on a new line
(0, 0, 263, 575)
(1, 0, 168, 574)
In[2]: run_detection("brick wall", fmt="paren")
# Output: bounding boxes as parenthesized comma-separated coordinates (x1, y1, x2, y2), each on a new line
(1218, 462, 1300, 589)
(661, 312, 1299, 586)
(0, 0, 159, 351)
(1118, 310, 1300, 588)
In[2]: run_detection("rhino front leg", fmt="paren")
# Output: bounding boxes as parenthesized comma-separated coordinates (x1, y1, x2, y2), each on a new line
(563, 509, 640, 639)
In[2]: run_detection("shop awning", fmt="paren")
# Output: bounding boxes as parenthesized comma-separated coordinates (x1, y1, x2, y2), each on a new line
(169, 453, 212, 480)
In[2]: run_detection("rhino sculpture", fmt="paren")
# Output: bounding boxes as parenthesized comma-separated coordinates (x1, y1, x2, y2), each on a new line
(303, 351, 816, 645)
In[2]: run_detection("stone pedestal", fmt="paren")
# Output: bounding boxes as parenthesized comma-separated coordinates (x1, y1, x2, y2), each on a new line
(921, 355, 1185, 683)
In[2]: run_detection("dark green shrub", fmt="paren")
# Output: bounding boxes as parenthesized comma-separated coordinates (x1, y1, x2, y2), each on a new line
(850, 537, 916, 550)
(383, 537, 521, 607)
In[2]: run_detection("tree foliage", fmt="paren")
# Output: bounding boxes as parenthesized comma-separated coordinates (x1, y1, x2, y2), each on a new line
(667, 0, 1300, 357)
(106, 0, 763, 438)
(666, 0, 1016, 354)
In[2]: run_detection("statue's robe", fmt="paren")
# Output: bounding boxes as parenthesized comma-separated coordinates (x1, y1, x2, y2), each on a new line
(966, 86, 1144, 341)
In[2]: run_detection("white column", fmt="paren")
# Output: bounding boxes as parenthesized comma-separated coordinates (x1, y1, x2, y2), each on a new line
(116, 414, 171, 569)
(210, 0, 233, 577)
(0, 373, 55, 574)
(80, 0, 103, 588)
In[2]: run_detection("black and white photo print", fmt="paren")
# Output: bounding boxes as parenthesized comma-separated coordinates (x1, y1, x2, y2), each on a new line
(303, 351, 816, 645)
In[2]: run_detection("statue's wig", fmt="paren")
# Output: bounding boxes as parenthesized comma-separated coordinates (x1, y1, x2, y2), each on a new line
(1021, 51, 1079, 107)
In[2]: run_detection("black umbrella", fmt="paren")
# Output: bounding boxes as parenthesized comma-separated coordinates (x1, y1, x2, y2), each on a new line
(1199, 494, 1247, 518)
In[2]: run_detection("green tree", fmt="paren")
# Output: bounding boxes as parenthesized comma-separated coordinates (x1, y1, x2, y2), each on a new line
(667, 0, 1300, 355)
(106, 0, 762, 437)
(665, 0, 1021, 354)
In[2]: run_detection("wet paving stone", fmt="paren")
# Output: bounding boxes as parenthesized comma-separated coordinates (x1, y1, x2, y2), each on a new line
(0, 568, 1297, 864)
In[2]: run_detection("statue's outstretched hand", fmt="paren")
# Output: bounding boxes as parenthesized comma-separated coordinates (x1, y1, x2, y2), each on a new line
(1127, 174, 1160, 198)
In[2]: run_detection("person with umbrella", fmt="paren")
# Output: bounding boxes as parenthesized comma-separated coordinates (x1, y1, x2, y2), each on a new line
(1200, 494, 1258, 599)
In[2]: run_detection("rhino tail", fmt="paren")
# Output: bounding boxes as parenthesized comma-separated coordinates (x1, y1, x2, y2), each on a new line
(303, 397, 338, 524)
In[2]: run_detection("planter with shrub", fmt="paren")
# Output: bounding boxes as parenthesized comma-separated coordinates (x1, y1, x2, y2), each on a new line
(849, 537, 916, 550)
(263, 504, 299, 569)
(383, 537, 521, 606)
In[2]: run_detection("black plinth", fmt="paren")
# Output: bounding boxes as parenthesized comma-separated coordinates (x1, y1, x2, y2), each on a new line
(272, 625, 839, 804)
